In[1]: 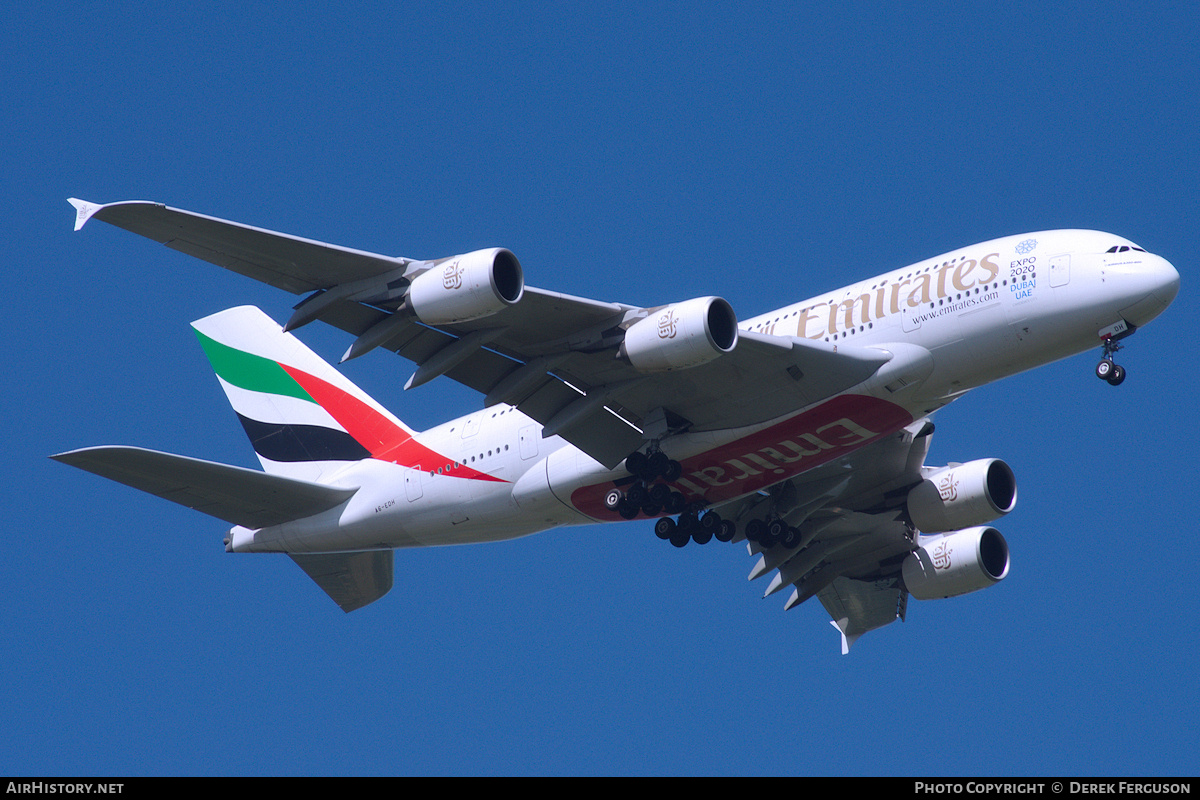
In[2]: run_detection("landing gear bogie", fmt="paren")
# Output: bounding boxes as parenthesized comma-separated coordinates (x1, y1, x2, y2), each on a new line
(650, 507, 734, 547)
(624, 450, 682, 484)
(743, 517, 800, 549)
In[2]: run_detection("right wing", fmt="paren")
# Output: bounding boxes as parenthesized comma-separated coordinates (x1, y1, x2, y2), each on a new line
(68, 198, 409, 293)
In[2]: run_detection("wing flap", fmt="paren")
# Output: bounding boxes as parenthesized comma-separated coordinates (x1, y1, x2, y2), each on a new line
(51, 446, 358, 528)
(290, 551, 393, 613)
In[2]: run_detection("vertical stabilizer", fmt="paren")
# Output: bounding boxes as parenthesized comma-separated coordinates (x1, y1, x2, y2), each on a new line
(192, 306, 413, 482)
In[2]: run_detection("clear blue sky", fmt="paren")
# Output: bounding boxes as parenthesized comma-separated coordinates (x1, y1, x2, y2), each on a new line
(5, 2, 1198, 776)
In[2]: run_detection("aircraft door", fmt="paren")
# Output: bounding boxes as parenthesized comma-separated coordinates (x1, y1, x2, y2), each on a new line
(404, 467, 423, 501)
(519, 424, 539, 460)
(1050, 254, 1070, 287)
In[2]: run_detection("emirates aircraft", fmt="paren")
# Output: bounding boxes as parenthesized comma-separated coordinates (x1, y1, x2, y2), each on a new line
(55, 198, 1180, 651)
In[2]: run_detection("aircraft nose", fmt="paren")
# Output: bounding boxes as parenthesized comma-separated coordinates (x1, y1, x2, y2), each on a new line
(1120, 253, 1180, 327)
(1153, 255, 1181, 307)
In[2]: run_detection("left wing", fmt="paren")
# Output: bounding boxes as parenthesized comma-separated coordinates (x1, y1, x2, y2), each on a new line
(70, 198, 893, 466)
(729, 417, 1013, 652)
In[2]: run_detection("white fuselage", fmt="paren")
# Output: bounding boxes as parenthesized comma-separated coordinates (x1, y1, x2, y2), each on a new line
(227, 229, 1179, 554)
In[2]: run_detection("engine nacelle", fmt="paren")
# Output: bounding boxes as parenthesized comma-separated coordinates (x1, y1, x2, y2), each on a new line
(906, 458, 1016, 533)
(902, 526, 1010, 600)
(620, 296, 738, 373)
(407, 248, 524, 325)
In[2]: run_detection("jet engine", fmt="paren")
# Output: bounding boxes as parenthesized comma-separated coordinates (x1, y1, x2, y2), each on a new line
(407, 248, 524, 325)
(906, 458, 1016, 533)
(619, 296, 738, 373)
(902, 526, 1010, 600)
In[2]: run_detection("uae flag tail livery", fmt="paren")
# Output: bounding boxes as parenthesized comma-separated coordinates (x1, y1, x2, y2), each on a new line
(191, 306, 414, 483)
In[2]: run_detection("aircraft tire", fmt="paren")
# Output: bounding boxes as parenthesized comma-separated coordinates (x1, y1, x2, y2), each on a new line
(645, 452, 669, 480)
(781, 525, 801, 549)
(662, 460, 682, 483)
(654, 516, 676, 540)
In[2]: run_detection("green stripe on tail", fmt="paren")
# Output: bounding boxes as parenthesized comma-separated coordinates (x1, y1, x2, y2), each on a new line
(194, 329, 315, 403)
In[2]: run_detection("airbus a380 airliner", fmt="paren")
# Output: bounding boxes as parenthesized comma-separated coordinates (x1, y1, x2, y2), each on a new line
(54, 199, 1180, 651)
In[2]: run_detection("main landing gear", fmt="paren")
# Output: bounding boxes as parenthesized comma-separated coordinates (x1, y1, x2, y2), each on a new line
(604, 450, 735, 548)
(743, 518, 802, 549)
(1095, 336, 1127, 386)
(653, 511, 736, 548)
(608, 449, 810, 551)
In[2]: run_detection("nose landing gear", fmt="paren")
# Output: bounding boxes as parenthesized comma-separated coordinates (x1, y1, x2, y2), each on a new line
(1095, 336, 1127, 386)
(1095, 321, 1138, 386)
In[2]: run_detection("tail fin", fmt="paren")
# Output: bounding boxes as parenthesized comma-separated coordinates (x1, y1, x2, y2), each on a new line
(192, 306, 413, 481)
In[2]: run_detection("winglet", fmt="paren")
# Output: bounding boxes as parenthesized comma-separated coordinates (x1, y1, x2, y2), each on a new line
(830, 618, 860, 655)
(67, 197, 103, 231)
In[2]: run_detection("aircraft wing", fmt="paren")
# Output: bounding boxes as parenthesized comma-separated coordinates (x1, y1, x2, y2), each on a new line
(819, 577, 908, 654)
(71, 198, 893, 467)
(717, 418, 934, 651)
(68, 198, 410, 293)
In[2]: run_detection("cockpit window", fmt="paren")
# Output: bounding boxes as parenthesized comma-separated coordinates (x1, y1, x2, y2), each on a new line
(1106, 245, 1146, 253)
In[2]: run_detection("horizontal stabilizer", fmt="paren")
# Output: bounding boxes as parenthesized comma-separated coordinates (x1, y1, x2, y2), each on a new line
(51, 446, 358, 528)
(290, 551, 394, 612)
